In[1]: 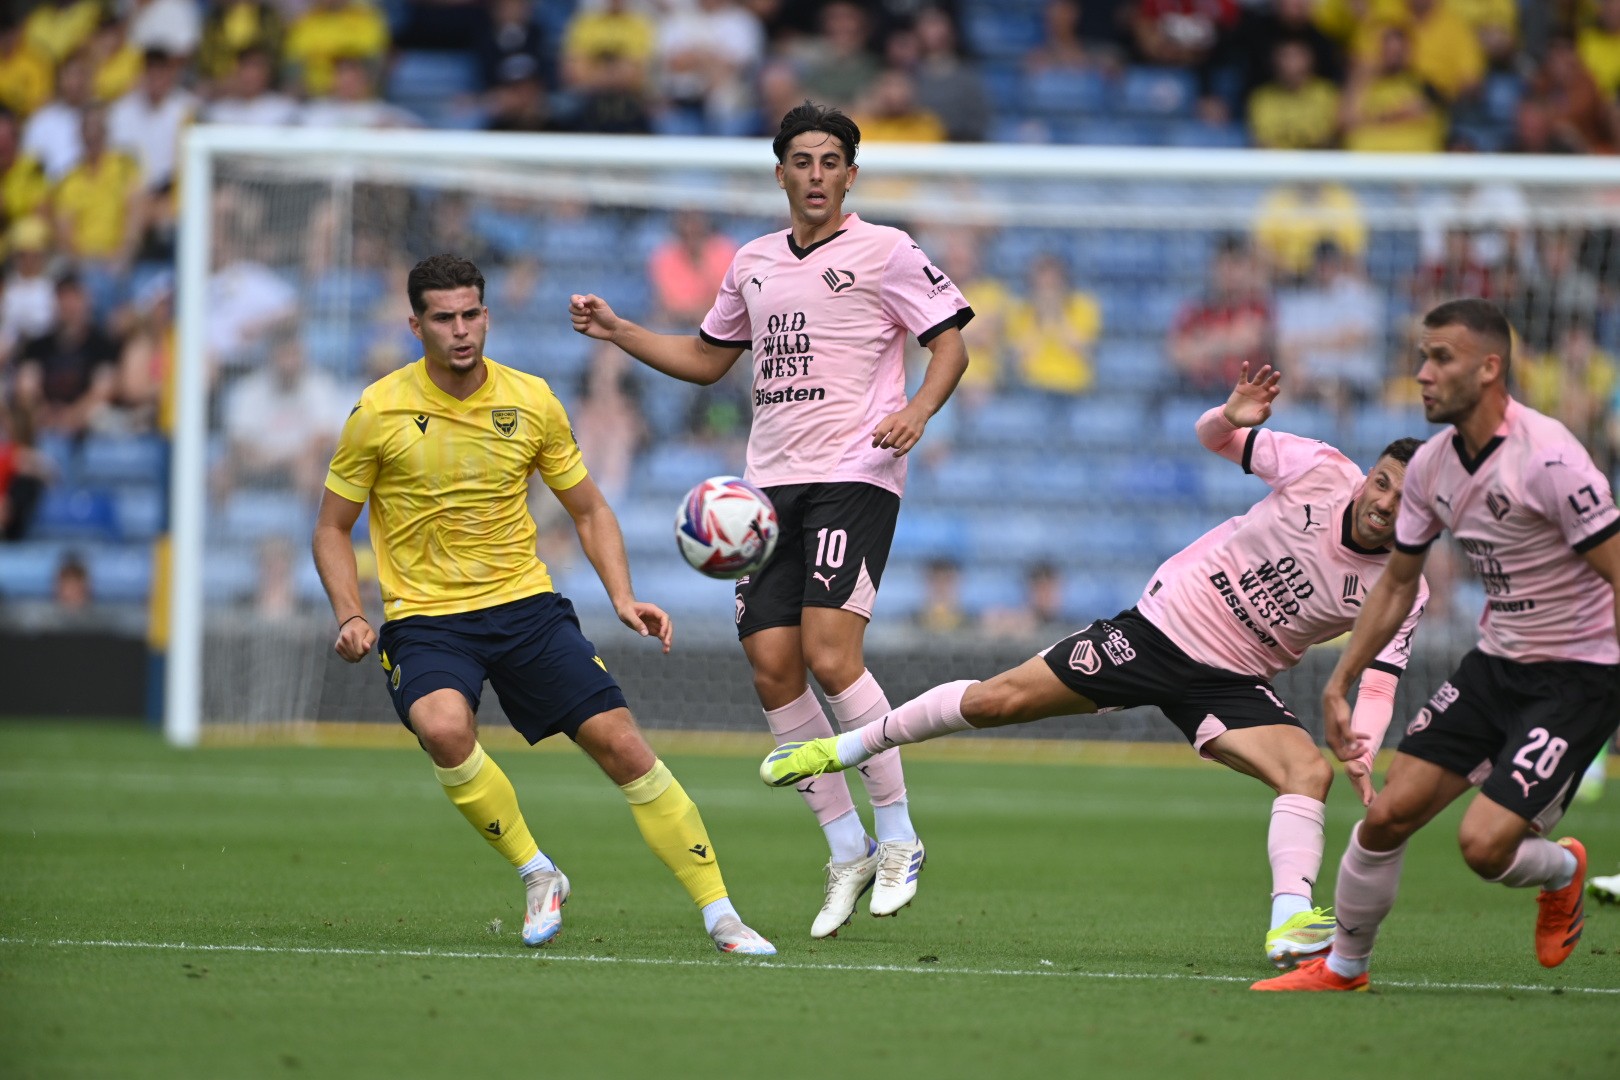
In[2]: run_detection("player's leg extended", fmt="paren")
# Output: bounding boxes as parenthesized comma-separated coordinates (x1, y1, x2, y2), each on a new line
(1457, 795, 1584, 969)
(1203, 725, 1335, 969)
(572, 708, 774, 955)
(1253, 752, 1470, 990)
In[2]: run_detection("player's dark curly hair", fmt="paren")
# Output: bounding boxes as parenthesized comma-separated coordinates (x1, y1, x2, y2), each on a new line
(407, 253, 485, 315)
(1423, 297, 1512, 378)
(773, 101, 861, 165)
(1378, 437, 1424, 467)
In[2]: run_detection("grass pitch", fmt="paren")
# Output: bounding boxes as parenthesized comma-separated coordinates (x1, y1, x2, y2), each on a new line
(2, 723, 1617, 1080)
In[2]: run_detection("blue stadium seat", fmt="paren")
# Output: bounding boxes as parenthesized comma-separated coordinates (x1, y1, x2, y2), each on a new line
(218, 490, 315, 542)
(0, 542, 66, 599)
(1091, 341, 1168, 394)
(634, 444, 740, 498)
(1156, 400, 1212, 445)
(1164, 120, 1248, 149)
(960, 567, 1024, 615)
(1484, 73, 1522, 125)
(86, 545, 153, 603)
(1061, 572, 1136, 619)
(929, 454, 1005, 499)
(34, 488, 118, 540)
(1197, 457, 1266, 512)
(1099, 456, 1200, 503)
(985, 115, 1054, 143)
(1022, 68, 1108, 117)
(1115, 67, 1198, 118)
(1066, 397, 1148, 446)
(962, 6, 1043, 60)
(387, 50, 480, 102)
(114, 486, 165, 540)
(889, 508, 968, 562)
(204, 547, 258, 603)
(80, 435, 165, 484)
(963, 396, 1060, 447)
(981, 62, 1024, 114)
(1053, 117, 1164, 146)
(1272, 403, 1341, 444)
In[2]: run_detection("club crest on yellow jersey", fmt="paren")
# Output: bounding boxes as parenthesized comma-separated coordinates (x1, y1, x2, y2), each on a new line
(491, 408, 519, 438)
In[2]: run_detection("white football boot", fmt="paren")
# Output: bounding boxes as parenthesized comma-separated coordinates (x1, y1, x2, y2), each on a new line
(870, 838, 926, 917)
(811, 840, 879, 938)
(521, 868, 570, 947)
(710, 915, 777, 955)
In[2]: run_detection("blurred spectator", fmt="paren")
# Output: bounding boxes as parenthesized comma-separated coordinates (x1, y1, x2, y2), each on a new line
(1006, 253, 1101, 397)
(0, 401, 47, 540)
(129, 0, 203, 59)
(15, 274, 119, 437)
(1274, 241, 1386, 411)
(198, 2, 285, 86)
(52, 107, 144, 272)
(1238, 0, 1340, 99)
(684, 359, 750, 455)
(204, 45, 299, 127)
(853, 68, 945, 142)
(756, 58, 806, 133)
(1519, 320, 1615, 457)
(648, 210, 737, 326)
(1368, 0, 1485, 102)
(253, 536, 300, 621)
(1253, 181, 1366, 281)
(981, 562, 1066, 638)
(300, 55, 417, 128)
(284, 0, 388, 99)
(53, 551, 92, 614)
(1524, 229, 1603, 343)
(206, 195, 297, 362)
(560, 0, 655, 133)
(1, 217, 57, 355)
(1416, 180, 1526, 277)
(792, 1, 880, 110)
(1025, 0, 1092, 72)
(107, 47, 196, 192)
(23, 0, 100, 62)
(1, 110, 50, 226)
(1452, 0, 1517, 68)
(916, 556, 966, 633)
(116, 271, 173, 432)
(86, 15, 143, 104)
(1342, 27, 1445, 153)
(0, 16, 56, 118)
(656, 0, 764, 137)
(483, 55, 569, 133)
(476, 0, 547, 91)
(22, 46, 90, 179)
(932, 228, 1011, 404)
(220, 332, 347, 497)
(1127, 0, 1240, 120)
(1579, 0, 1620, 100)
(572, 343, 644, 503)
(910, 7, 989, 143)
(1168, 235, 1273, 395)
(1521, 35, 1619, 155)
(1247, 39, 1341, 151)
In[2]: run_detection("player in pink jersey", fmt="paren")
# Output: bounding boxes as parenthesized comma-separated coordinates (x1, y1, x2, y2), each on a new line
(569, 103, 974, 938)
(1256, 298, 1620, 994)
(764, 362, 1429, 970)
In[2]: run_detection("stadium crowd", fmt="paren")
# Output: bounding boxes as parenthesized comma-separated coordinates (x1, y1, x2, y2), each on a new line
(1, 0, 1618, 636)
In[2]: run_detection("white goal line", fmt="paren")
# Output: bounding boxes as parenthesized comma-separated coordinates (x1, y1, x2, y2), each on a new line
(2, 936, 1615, 997)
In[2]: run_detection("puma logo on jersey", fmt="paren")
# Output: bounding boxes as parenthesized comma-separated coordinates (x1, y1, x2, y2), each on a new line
(1435, 493, 1452, 510)
(749, 275, 769, 292)
(813, 571, 837, 590)
(413, 414, 429, 433)
(1300, 504, 1319, 531)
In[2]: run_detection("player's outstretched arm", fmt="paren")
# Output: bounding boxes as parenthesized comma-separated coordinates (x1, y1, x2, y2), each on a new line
(552, 474, 673, 653)
(870, 326, 968, 457)
(1344, 668, 1399, 806)
(1196, 362, 1280, 462)
(569, 293, 744, 387)
(312, 488, 376, 662)
(1322, 548, 1424, 761)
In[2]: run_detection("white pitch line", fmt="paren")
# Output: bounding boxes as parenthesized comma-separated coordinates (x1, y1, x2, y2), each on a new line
(1, 936, 1616, 996)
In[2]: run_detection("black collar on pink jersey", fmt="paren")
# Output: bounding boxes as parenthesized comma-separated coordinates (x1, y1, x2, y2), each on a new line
(786, 229, 847, 260)
(1340, 503, 1391, 556)
(1450, 432, 1505, 475)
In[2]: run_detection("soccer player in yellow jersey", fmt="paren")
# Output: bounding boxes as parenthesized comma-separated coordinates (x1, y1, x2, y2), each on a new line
(312, 254, 774, 954)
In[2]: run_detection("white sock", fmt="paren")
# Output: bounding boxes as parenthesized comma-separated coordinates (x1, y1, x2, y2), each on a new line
(1270, 892, 1312, 930)
(873, 799, 917, 844)
(835, 729, 867, 767)
(518, 851, 557, 878)
(824, 809, 870, 863)
(701, 896, 738, 934)
(1546, 849, 1578, 892)
(1326, 950, 1370, 979)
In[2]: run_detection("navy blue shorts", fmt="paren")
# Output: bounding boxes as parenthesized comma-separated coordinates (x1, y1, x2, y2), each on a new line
(376, 592, 627, 745)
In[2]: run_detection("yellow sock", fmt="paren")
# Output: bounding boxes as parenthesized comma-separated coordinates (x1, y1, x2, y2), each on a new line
(434, 743, 541, 870)
(620, 759, 728, 908)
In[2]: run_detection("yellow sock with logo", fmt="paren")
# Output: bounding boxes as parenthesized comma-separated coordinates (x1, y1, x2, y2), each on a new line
(433, 743, 542, 870)
(620, 759, 728, 908)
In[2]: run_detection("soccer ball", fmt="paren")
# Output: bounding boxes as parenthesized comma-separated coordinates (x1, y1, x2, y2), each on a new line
(675, 476, 780, 579)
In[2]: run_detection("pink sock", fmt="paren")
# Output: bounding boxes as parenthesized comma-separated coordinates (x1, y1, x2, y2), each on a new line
(1268, 794, 1326, 900)
(828, 670, 906, 807)
(857, 680, 977, 760)
(765, 688, 857, 827)
(1329, 821, 1408, 968)
(1489, 837, 1576, 889)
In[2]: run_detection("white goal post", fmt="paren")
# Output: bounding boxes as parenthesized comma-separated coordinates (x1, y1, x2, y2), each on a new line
(167, 125, 1620, 747)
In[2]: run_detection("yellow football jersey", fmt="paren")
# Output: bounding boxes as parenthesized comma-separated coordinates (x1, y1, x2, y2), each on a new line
(325, 357, 587, 621)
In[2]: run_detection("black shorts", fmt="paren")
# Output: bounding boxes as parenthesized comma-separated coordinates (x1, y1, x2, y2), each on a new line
(1042, 608, 1305, 758)
(377, 591, 628, 745)
(734, 481, 900, 639)
(1397, 649, 1620, 832)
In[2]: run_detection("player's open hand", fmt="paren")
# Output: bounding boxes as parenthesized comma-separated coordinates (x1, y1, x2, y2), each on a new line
(569, 294, 619, 341)
(1344, 754, 1377, 807)
(334, 616, 376, 663)
(617, 599, 673, 653)
(871, 402, 929, 457)
(1222, 362, 1281, 429)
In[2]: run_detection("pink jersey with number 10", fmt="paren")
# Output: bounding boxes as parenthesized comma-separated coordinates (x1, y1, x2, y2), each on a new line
(699, 213, 973, 497)
(1137, 413, 1429, 680)
(1395, 397, 1620, 665)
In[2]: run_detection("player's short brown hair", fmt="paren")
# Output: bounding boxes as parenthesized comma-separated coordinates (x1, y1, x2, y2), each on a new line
(1423, 297, 1512, 378)
(773, 101, 861, 165)
(407, 253, 485, 315)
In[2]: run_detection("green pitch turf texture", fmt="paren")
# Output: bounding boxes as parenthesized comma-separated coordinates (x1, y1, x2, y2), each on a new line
(3, 724, 1617, 1080)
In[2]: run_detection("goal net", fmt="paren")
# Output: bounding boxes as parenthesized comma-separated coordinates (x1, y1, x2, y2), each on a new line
(169, 127, 1620, 746)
